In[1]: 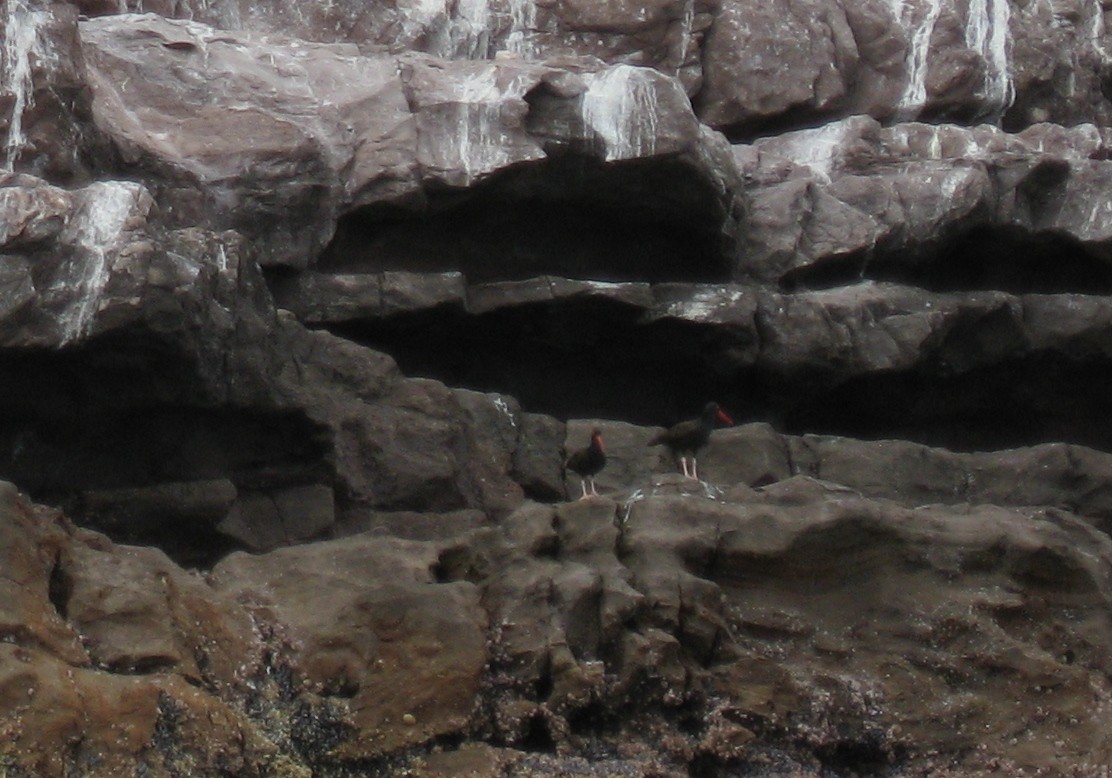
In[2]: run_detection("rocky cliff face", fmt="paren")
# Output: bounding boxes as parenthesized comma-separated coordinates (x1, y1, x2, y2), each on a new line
(5, 0, 1112, 774)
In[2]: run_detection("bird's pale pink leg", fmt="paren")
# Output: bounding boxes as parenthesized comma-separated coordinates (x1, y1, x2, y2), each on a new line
(590, 478, 600, 496)
(691, 457, 699, 481)
(579, 480, 589, 500)
(680, 457, 689, 478)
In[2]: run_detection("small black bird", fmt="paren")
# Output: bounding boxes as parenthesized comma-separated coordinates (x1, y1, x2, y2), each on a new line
(649, 402, 734, 480)
(566, 428, 606, 499)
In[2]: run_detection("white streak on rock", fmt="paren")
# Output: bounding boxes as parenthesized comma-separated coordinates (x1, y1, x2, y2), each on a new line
(215, 243, 229, 274)
(581, 66, 663, 162)
(448, 0, 492, 59)
(965, 0, 1013, 119)
(438, 66, 532, 183)
(2, 0, 51, 169)
(676, 0, 696, 72)
(887, 0, 944, 120)
(492, 395, 516, 428)
(768, 119, 856, 182)
(56, 182, 141, 344)
(659, 288, 747, 322)
(505, 0, 538, 57)
(1090, 0, 1111, 63)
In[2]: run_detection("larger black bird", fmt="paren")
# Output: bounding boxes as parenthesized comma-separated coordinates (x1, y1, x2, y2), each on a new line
(649, 402, 734, 480)
(566, 428, 606, 499)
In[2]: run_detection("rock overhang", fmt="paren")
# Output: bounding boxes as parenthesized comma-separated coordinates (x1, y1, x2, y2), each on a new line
(76, 13, 742, 274)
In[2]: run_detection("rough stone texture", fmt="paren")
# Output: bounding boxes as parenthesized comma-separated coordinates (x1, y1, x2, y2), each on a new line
(735, 116, 1112, 285)
(0, 169, 539, 563)
(7, 462, 1112, 775)
(70, 0, 718, 96)
(0, 1, 102, 180)
(75, 14, 736, 273)
(210, 534, 491, 760)
(6, 0, 1112, 774)
(62, 0, 1112, 133)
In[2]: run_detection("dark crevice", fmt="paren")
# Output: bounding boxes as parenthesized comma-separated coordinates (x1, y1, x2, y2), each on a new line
(813, 733, 908, 777)
(0, 333, 332, 568)
(533, 658, 555, 702)
(319, 153, 734, 285)
(566, 701, 618, 738)
(520, 713, 558, 754)
(781, 226, 1112, 295)
(704, 106, 848, 145)
(47, 554, 73, 620)
(778, 250, 872, 292)
(331, 292, 1112, 454)
(329, 297, 756, 427)
(108, 656, 180, 675)
(780, 355, 1112, 453)
(433, 544, 487, 584)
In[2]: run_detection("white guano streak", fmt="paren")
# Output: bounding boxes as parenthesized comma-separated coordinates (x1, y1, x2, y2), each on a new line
(964, 0, 1013, 119)
(772, 119, 855, 183)
(581, 66, 660, 162)
(58, 183, 139, 345)
(450, 0, 491, 59)
(888, 0, 944, 121)
(399, 0, 448, 47)
(3, 0, 51, 170)
(505, 0, 537, 57)
(676, 0, 695, 73)
(449, 67, 519, 181)
(1090, 0, 1111, 64)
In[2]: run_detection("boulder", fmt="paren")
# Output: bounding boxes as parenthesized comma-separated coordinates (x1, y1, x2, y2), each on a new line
(210, 534, 490, 758)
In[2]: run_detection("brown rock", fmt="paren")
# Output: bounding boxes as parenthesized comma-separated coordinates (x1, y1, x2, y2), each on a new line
(0, 647, 275, 777)
(64, 536, 257, 680)
(211, 534, 489, 758)
(0, 482, 86, 664)
(217, 483, 335, 551)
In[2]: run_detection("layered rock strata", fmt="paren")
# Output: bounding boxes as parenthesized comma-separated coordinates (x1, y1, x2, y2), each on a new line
(5, 0, 1112, 775)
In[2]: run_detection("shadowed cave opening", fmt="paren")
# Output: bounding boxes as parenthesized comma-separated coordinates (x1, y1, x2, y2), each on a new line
(780, 354, 1112, 453)
(780, 226, 1112, 295)
(330, 297, 751, 426)
(333, 299, 1112, 454)
(0, 331, 333, 566)
(320, 154, 735, 285)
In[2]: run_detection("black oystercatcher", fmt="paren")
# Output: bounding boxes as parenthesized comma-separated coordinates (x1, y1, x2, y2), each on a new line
(649, 402, 734, 480)
(566, 428, 606, 499)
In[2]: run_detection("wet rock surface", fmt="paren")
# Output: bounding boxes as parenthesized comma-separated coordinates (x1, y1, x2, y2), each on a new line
(5, 0, 1112, 774)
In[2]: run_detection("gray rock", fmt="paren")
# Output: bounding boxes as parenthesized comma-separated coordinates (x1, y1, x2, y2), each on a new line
(332, 507, 487, 541)
(512, 412, 566, 502)
(77, 14, 735, 273)
(81, 479, 238, 534)
(218, 483, 335, 551)
(736, 118, 1112, 284)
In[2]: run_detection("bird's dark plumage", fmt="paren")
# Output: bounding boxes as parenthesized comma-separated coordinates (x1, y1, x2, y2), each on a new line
(649, 402, 733, 479)
(567, 428, 606, 499)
